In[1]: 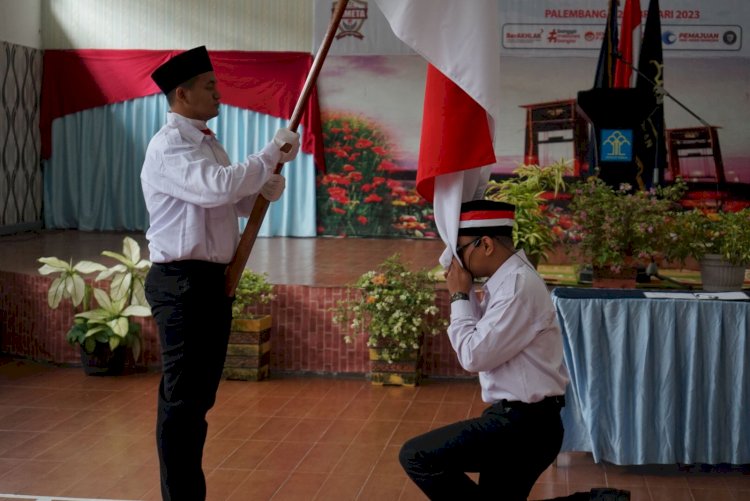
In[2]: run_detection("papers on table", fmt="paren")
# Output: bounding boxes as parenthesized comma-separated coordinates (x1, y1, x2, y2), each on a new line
(643, 291, 750, 300)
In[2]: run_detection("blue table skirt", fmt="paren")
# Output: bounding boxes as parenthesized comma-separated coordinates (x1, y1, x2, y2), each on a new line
(552, 288, 750, 465)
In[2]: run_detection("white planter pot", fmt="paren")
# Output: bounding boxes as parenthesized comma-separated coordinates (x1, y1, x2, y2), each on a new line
(699, 254, 747, 292)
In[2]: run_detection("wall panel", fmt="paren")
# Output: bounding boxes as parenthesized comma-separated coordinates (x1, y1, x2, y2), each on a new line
(41, 0, 312, 51)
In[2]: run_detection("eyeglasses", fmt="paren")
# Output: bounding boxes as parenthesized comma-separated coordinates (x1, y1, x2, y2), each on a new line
(456, 238, 481, 257)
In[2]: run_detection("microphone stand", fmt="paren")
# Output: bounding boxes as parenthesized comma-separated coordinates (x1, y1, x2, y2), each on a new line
(613, 50, 721, 189)
(613, 51, 710, 127)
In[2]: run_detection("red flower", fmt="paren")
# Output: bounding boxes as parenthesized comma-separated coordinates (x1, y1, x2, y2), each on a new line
(328, 187, 349, 204)
(342, 164, 355, 172)
(361, 183, 373, 193)
(357, 216, 368, 225)
(332, 207, 346, 215)
(355, 139, 373, 149)
(401, 195, 421, 205)
(377, 160, 397, 172)
(386, 179, 401, 190)
(335, 149, 348, 158)
(557, 214, 573, 229)
(372, 146, 388, 156)
(348, 172, 363, 182)
(364, 194, 383, 203)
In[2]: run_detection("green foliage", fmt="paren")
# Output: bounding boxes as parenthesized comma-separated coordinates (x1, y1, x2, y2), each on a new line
(484, 160, 571, 264)
(38, 236, 151, 360)
(664, 208, 750, 266)
(231, 269, 275, 319)
(332, 254, 447, 363)
(567, 178, 687, 271)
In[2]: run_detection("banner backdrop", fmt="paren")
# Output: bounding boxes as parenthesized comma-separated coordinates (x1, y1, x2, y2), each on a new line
(313, 0, 750, 238)
(314, 0, 749, 57)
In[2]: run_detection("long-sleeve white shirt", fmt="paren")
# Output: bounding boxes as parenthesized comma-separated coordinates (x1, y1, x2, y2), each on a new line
(448, 250, 569, 404)
(141, 112, 280, 264)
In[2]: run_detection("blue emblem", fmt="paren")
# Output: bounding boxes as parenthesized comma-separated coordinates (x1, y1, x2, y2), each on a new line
(601, 129, 633, 162)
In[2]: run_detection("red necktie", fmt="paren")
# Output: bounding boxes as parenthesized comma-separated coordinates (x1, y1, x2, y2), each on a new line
(200, 128, 213, 136)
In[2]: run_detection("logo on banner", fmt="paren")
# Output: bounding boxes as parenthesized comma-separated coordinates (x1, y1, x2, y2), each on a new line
(601, 130, 633, 162)
(334, 0, 368, 39)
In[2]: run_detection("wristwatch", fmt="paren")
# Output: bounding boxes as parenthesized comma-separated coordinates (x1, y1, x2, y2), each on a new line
(450, 291, 470, 303)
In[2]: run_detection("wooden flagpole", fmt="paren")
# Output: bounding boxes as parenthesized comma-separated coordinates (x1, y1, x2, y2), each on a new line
(224, 0, 350, 296)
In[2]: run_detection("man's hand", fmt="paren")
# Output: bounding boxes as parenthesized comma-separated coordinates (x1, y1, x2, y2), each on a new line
(273, 128, 301, 164)
(446, 257, 472, 296)
(260, 174, 286, 201)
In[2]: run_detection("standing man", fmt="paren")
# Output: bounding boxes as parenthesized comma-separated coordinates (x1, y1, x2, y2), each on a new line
(399, 199, 569, 500)
(142, 46, 299, 500)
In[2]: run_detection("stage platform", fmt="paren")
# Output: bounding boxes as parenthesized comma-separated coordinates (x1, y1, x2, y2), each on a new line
(0, 230, 468, 378)
(0, 230, 448, 286)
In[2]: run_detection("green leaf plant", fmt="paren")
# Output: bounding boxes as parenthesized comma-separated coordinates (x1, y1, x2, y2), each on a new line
(38, 236, 152, 360)
(332, 254, 447, 363)
(484, 160, 571, 265)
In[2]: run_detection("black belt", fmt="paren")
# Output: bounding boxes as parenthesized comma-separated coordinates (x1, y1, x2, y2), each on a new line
(152, 260, 227, 274)
(499, 395, 565, 411)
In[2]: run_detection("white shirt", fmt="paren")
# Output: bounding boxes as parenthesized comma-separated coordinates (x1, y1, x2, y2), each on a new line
(141, 112, 280, 263)
(448, 250, 569, 403)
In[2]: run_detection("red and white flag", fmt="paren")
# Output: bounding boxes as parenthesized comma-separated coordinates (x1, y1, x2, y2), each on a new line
(614, 0, 642, 88)
(375, 0, 501, 267)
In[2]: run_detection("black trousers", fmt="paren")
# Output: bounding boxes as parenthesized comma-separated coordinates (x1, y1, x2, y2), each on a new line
(145, 261, 233, 501)
(399, 395, 565, 501)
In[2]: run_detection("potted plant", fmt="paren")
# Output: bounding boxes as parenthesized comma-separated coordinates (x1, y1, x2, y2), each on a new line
(664, 208, 750, 291)
(223, 269, 276, 381)
(567, 177, 686, 287)
(332, 254, 447, 386)
(37, 236, 152, 375)
(484, 160, 571, 267)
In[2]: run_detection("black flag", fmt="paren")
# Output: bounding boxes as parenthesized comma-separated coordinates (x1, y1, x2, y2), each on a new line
(635, 0, 667, 186)
(594, 0, 619, 89)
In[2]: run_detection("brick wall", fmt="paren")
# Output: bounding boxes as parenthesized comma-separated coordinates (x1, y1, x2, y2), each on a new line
(0, 271, 471, 378)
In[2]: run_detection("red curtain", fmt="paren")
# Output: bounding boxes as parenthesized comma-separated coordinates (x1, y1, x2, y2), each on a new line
(41, 49, 323, 168)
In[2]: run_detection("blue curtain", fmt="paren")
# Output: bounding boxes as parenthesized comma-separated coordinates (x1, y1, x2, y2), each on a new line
(43, 94, 316, 236)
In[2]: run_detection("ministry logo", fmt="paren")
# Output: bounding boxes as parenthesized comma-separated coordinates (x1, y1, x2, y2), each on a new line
(601, 129, 633, 162)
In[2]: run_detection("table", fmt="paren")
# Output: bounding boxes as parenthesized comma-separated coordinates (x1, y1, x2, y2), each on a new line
(552, 287, 750, 465)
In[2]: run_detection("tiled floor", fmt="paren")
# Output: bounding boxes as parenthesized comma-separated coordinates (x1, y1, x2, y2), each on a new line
(0, 358, 748, 501)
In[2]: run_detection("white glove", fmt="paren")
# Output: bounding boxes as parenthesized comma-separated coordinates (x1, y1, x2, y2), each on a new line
(260, 174, 286, 202)
(273, 127, 301, 164)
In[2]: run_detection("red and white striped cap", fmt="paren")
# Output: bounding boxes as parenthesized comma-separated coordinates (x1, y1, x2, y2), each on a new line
(458, 200, 515, 237)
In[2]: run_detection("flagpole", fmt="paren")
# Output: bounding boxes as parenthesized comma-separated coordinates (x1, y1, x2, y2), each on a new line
(224, 0, 350, 297)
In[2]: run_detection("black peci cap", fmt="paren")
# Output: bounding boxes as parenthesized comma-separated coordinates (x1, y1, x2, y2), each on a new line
(151, 46, 214, 94)
(458, 199, 516, 237)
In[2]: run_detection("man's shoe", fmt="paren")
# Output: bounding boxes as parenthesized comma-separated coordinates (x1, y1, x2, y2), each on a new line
(589, 488, 630, 500)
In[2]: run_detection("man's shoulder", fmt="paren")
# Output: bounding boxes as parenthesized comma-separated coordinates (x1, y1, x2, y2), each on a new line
(148, 123, 192, 152)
